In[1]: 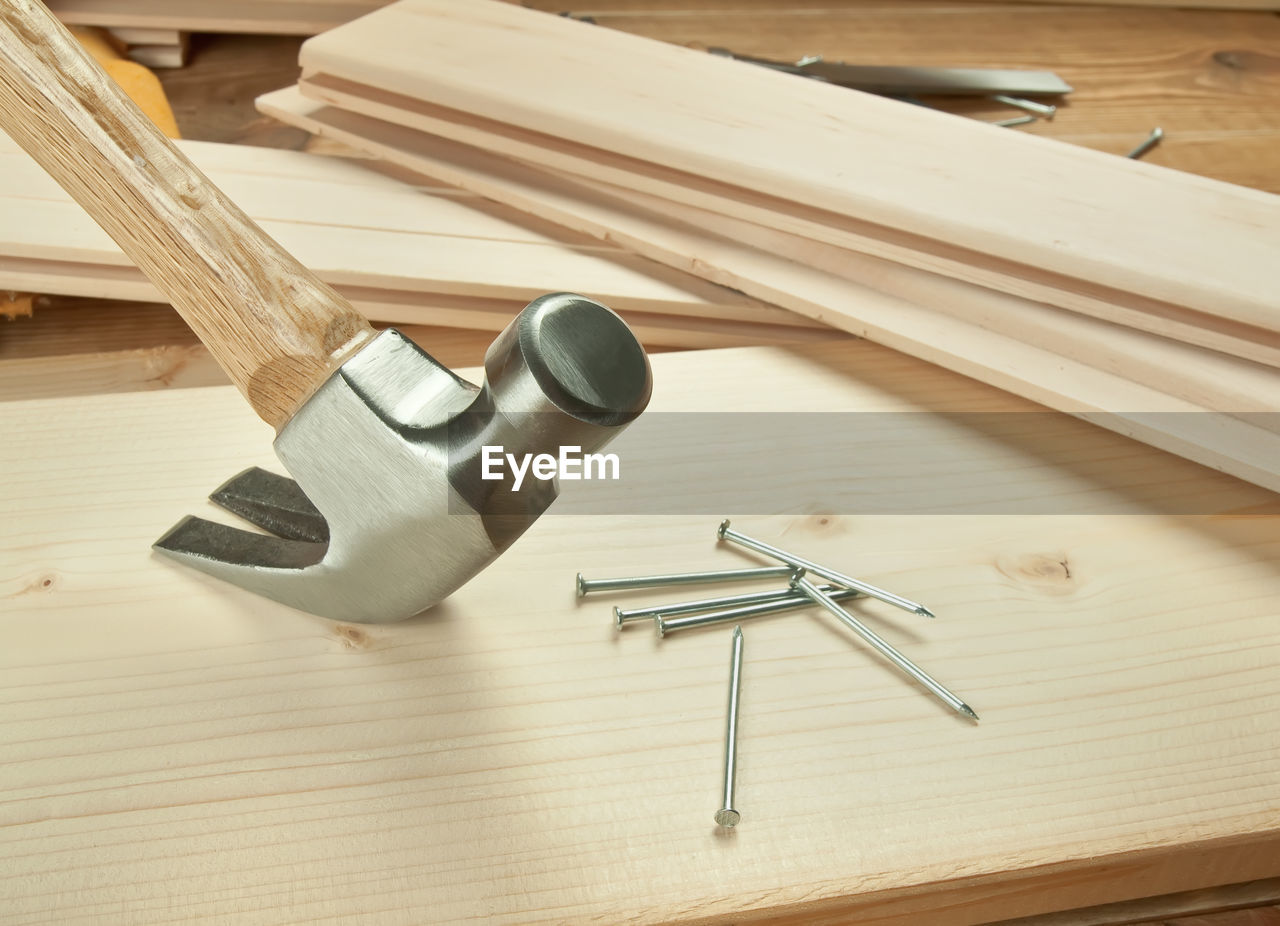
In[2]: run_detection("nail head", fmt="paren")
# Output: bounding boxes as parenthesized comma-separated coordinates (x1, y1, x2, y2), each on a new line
(715, 808, 740, 827)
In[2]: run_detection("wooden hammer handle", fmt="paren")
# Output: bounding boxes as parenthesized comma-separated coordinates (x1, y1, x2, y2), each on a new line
(0, 0, 374, 429)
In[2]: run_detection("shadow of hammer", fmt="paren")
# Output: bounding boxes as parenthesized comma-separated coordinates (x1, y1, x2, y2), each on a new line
(0, 1, 652, 622)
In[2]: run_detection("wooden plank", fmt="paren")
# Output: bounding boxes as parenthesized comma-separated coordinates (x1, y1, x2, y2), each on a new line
(146, 14, 1280, 196)
(257, 89, 1280, 491)
(0, 196, 774, 315)
(294, 72, 1280, 368)
(2, 339, 1279, 924)
(1001, 878, 1280, 926)
(0, 131, 803, 328)
(576, 173, 1280, 416)
(106, 26, 181, 44)
(121, 31, 191, 70)
(48, 0, 390, 35)
(259, 92, 1280, 418)
(0, 256, 834, 353)
(298, 1, 1280, 338)
(124, 42, 189, 70)
(0, 299, 624, 400)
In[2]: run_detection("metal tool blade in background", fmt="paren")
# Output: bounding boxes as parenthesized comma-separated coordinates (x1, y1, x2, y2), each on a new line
(709, 48, 1073, 97)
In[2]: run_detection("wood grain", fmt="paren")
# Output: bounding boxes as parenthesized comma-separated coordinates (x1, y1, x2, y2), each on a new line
(0, 0, 374, 428)
(2, 339, 1279, 924)
(0, 131, 798, 327)
(47, 0, 391, 34)
(0, 299, 542, 400)
(147, 12, 1280, 194)
(298, 1, 1280, 338)
(294, 71, 1280, 368)
(257, 89, 1280, 493)
(256, 90, 1280, 417)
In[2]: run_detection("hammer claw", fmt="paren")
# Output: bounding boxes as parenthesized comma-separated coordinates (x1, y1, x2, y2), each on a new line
(209, 467, 329, 544)
(154, 515, 327, 571)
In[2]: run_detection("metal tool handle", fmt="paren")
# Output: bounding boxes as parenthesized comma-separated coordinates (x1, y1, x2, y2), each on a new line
(0, 0, 374, 429)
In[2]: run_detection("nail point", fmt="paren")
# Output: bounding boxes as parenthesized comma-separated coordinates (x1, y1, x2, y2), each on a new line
(917, 606, 937, 620)
(960, 704, 980, 722)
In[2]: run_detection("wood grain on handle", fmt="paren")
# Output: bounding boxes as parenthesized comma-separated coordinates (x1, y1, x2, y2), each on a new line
(0, 0, 373, 428)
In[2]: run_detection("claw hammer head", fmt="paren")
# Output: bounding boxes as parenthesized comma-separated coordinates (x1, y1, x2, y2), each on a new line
(155, 293, 652, 623)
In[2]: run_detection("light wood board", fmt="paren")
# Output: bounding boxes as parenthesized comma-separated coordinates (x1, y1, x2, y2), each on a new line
(105, 26, 181, 44)
(48, 0, 391, 35)
(294, 72, 1280, 369)
(298, 0, 1280, 338)
(0, 252, 836, 352)
(257, 89, 1280, 492)
(0, 131, 796, 329)
(257, 90, 1280, 416)
(123, 39, 190, 70)
(2, 339, 1279, 924)
(0, 299, 582, 401)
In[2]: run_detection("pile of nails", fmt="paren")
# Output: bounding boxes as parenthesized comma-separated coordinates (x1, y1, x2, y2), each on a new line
(577, 519, 979, 828)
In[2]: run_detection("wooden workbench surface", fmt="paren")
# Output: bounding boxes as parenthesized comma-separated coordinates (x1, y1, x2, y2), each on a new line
(3, 340, 1280, 924)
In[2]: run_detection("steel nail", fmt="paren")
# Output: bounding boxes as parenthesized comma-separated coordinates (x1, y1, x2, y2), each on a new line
(992, 115, 1036, 128)
(716, 520, 935, 619)
(991, 94, 1056, 118)
(655, 584, 859, 637)
(790, 572, 978, 721)
(715, 625, 745, 827)
(578, 564, 794, 598)
(1126, 127, 1164, 160)
(614, 583, 821, 629)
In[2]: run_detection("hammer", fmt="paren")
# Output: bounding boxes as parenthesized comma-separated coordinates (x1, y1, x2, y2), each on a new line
(0, 1, 652, 622)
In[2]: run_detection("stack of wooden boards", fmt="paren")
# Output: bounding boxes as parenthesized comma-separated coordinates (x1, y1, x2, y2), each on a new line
(46, 0, 391, 36)
(102, 26, 189, 68)
(252, 0, 1280, 491)
(0, 130, 835, 351)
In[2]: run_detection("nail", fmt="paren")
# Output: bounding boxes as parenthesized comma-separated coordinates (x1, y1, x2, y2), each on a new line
(716, 520, 935, 619)
(991, 94, 1056, 119)
(1126, 127, 1163, 160)
(614, 583, 824, 629)
(656, 584, 859, 637)
(578, 565, 794, 598)
(715, 625, 744, 827)
(790, 572, 978, 721)
(992, 115, 1036, 128)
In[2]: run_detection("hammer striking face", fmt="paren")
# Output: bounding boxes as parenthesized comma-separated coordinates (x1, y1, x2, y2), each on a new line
(154, 294, 652, 623)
